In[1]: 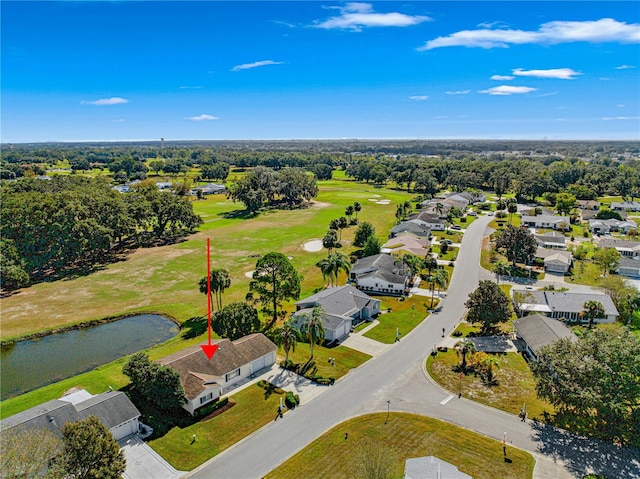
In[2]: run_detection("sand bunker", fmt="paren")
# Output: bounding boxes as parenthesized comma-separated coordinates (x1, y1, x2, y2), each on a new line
(368, 198, 379, 202)
(244, 270, 255, 278)
(376, 200, 391, 204)
(303, 239, 323, 252)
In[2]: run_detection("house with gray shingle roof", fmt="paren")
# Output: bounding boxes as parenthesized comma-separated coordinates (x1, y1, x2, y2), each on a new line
(350, 253, 411, 296)
(598, 238, 640, 259)
(589, 218, 637, 235)
(513, 314, 578, 361)
(390, 219, 434, 237)
(512, 290, 618, 323)
(293, 285, 380, 342)
(0, 389, 141, 441)
(617, 257, 640, 277)
(535, 247, 573, 273)
(611, 201, 640, 212)
(521, 215, 570, 231)
(534, 231, 567, 249)
(157, 333, 276, 415)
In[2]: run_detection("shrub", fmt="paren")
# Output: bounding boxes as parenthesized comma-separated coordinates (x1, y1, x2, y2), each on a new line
(285, 391, 297, 409)
(451, 330, 463, 337)
(195, 397, 229, 418)
(460, 216, 467, 223)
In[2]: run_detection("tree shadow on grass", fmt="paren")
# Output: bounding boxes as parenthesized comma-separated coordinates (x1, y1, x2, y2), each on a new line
(181, 316, 208, 339)
(218, 209, 259, 220)
(529, 417, 640, 478)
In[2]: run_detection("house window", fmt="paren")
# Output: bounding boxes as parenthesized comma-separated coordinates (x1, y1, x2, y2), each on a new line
(225, 368, 241, 382)
(199, 393, 214, 405)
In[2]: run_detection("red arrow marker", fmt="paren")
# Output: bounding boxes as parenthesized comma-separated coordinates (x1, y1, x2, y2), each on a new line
(201, 237, 218, 360)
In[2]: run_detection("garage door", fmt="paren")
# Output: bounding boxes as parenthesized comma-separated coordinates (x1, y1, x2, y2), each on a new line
(111, 419, 138, 441)
(251, 355, 267, 372)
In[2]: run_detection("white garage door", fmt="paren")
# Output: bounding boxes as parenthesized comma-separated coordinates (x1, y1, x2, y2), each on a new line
(111, 419, 138, 441)
(251, 355, 267, 372)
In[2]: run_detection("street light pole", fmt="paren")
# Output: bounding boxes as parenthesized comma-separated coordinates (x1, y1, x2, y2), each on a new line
(385, 400, 391, 424)
(458, 373, 463, 398)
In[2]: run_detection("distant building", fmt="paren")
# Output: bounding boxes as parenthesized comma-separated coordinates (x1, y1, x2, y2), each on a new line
(513, 314, 578, 361)
(512, 290, 618, 323)
(534, 231, 567, 249)
(521, 215, 570, 231)
(617, 257, 640, 277)
(350, 254, 411, 296)
(611, 201, 640, 212)
(535, 248, 572, 273)
(598, 239, 640, 259)
(589, 218, 637, 235)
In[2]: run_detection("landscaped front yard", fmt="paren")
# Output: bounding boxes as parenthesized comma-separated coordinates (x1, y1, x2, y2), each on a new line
(267, 412, 535, 479)
(426, 350, 553, 419)
(277, 342, 371, 379)
(364, 295, 432, 343)
(149, 383, 285, 471)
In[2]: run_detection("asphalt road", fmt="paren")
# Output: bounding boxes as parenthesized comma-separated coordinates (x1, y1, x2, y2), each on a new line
(187, 216, 640, 479)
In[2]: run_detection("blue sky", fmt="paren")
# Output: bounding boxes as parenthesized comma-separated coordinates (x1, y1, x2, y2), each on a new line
(2, 1, 639, 142)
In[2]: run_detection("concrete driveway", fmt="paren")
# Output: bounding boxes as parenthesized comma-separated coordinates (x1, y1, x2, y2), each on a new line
(120, 435, 184, 479)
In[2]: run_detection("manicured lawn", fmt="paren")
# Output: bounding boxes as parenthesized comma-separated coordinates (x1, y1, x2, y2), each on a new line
(489, 216, 522, 230)
(267, 412, 535, 479)
(364, 296, 431, 343)
(570, 260, 605, 286)
(427, 350, 553, 420)
(432, 231, 463, 243)
(278, 342, 371, 379)
(149, 383, 284, 471)
(437, 246, 459, 261)
(453, 215, 476, 227)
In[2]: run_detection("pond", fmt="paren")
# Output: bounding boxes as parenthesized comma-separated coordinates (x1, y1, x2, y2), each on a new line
(0, 314, 179, 401)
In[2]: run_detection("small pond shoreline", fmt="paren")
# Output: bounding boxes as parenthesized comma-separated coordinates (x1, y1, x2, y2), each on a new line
(0, 311, 181, 346)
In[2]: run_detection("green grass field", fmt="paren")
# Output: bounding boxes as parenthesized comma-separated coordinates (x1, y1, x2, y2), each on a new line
(278, 342, 371, 378)
(267, 412, 535, 479)
(364, 295, 432, 343)
(427, 351, 553, 420)
(1, 178, 416, 340)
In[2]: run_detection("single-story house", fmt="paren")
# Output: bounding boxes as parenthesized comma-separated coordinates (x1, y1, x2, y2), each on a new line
(598, 239, 640, 259)
(512, 290, 618, 323)
(404, 456, 472, 479)
(156, 181, 173, 190)
(158, 333, 277, 415)
(390, 220, 433, 238)
(410, 212, 446, 230)
(576, 200, 599, 210)
(589, 218, 637, 235)
(293, 285, 381, 342)
(513, 314, 578, 361)
(521, 215, 570, 231)
(535, 248, 573, 273)
(456, 191, 486, 204)
(579, 209, 599, 221)
(0, 388, 141, 441)
(534, 231, 567, 249)
(382, 232, 430, 257)
(617, 257, 640, 277)
(350, 253, 411, 296)
(189, 183, 226, 196)
(611, 201, 640, 212)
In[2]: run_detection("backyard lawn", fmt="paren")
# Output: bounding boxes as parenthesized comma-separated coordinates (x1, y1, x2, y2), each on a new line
(426, 350, 553, 420)
(364, 295, 432, 343)
(267, 412, 535, 479)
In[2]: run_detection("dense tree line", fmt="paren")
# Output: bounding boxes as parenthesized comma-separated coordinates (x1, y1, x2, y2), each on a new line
(0, 176, 202, 289)
(227, 166, 319, 212)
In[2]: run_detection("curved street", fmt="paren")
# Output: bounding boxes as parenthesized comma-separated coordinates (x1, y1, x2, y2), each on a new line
(187, 215, 640, 479)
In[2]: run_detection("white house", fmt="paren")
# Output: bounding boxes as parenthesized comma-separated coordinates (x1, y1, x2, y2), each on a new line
(0, 389, 141, 441)
(589, 218, 637, 235)
(535, 248, 573, 273)
(513, 314, 578, 361)
(617, 257, 640, 277)
(521, 215, 570, 231)
(512, 290, 618, 324)
(293, 285, 381, 342)
(350, 254, 411, 296)
(382, 232, 430, 257)
(598, 239, 640, 259)
(158, 333, 277, 415)
(611, 201, 640, 212)
(534, 231, 567, 249)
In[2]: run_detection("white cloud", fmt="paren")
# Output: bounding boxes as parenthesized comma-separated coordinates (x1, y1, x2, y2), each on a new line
(81, 97, 129, 106)
(185, 114, 219, 121)
(616, 64, 636, 69)
(479, 85, 537, 95)
(419, 18, 639, 50)
(231, 60, 284, 72)
(314, 2, 429, 31)
(601, 116, 640, 121)
(445, 90, 471, 95)
(409, 95, 429, 101)
(513, 68, 581, 79)
(490, 75, 514, 81)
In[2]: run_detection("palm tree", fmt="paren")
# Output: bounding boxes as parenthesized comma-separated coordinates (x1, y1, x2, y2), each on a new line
(198, 275, 214, 313)
(422, 273, 437, 309)
(433, 268, 449, 301)
(353, 201, 362, 221)
(402, 254, 423, 285)
(507, 203, 518, 225)
(345, 205, 354, 223)
(581, 300, 605, 329)
(300, 305, 326, 359)
(454, 340, 476, 370)
(210, 268, 231, 311)
(274, 319, 300, 364)
(434, 202, 445, 218)
(337, 216, 348, 241)
(322, 230, 338, 255)
(423, 255, 438, 277)
(481, 355, 501, 384)
(493, 260, 509, 284)
(316, 252, 351, 287)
